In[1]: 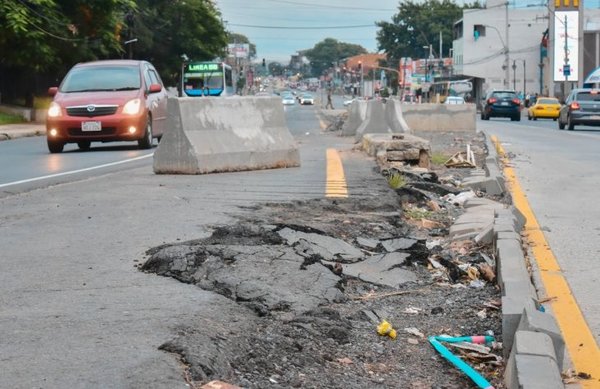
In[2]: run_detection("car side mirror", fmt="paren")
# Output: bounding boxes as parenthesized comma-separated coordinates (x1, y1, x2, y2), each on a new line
(48, 87, 58, 96)
(148, 83, 162, 94)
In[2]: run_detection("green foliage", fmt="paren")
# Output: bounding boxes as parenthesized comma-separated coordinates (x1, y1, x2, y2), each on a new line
(0, 112, 25, 125)
(304, 38, 367, 77)
(134, 0, 228, 86)
(431, 152, 450, 165)
(376, 0, 478, 63)
(0, 0, 231, 98)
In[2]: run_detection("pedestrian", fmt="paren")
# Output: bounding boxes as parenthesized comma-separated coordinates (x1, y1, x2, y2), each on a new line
(326, 89, 334, 109)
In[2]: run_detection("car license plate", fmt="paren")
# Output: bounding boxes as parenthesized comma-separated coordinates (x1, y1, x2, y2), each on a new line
(501, 102, 509, 106)
(81, 121, 101, 132)
(589, 115, 600, 120)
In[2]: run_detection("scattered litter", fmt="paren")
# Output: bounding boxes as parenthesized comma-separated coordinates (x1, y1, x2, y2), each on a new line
(538, 296, 558, 304)
(408, 338, 419, 345)
(403, 306, 422, 315)
(337, 357, 354, 365)
(200, 381, 242, 389)
(377, 320, 397, 339)
(562, 368, 592, 384)
(426, 239, 443, 250)
(444, 145, 476, 168)
(404, 327, 425, 338)
(442, 190, 477, 206)
(469, 279, 486, 289)
(477, 263, 496, 282)
(429, 335, 496, 389)
(476, 309, 487, 319)
(483, 300, 501, 311)
(352, 288, 425, 301)
(428, 257, 444, 269)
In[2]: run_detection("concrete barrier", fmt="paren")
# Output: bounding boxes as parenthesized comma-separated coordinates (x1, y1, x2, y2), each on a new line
(400, 103, 476, 132)
(355, 100, 392, 141)
(341, 100, 367, 136)
(384, 99, 411, 134)
(153, 96, 300, 174)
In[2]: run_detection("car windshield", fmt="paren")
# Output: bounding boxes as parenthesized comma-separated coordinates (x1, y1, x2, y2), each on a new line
(538, 98, 558, 105)
(575, 92, 600, 101)
(60, 65, 141, 92)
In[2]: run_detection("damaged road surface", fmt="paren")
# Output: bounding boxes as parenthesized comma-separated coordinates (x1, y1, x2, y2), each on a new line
(141, 182, 503, 389)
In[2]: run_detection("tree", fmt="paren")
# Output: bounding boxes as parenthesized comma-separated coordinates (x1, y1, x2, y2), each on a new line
(376, 0, 480, 65)
(304, 38, 367, 78)
(133, 0, 228, 86)
(0, 0, 133, 71)
(268, 62, 284, 77)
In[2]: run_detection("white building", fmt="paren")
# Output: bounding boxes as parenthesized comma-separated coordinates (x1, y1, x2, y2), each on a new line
(453, 0, 600, 102)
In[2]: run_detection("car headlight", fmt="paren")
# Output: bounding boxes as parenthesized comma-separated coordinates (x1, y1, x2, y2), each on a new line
(123, 98, 141, 115)
(47, 102, 62, 117)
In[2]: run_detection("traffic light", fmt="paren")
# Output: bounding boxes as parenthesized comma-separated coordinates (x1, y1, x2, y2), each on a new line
(262, 58, 266, 68)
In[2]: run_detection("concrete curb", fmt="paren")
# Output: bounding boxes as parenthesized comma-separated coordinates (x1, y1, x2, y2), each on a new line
(481, 131, 566, 389)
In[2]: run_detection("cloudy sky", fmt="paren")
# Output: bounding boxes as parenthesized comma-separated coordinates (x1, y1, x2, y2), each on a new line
(213, 0, 401, 63)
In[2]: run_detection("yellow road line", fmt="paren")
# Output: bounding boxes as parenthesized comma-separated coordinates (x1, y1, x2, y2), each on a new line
(326, 148, 348, 198)
(492, 136, 600, 386)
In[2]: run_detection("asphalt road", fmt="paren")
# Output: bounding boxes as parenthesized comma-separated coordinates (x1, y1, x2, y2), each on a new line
(478, 115, 600, 345)
(0, 101, 364, 388)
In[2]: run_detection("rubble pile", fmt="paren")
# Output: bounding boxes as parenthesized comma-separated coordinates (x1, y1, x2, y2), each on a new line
(141, 130, 509, 388)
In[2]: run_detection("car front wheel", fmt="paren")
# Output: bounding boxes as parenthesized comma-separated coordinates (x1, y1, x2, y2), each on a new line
(48, 139, 64, 153)
(138, 116, 153, 149)
(558, 118, 565, 130)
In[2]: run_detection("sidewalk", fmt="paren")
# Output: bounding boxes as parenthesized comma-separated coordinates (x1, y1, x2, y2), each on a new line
(0, 123, 46, 141)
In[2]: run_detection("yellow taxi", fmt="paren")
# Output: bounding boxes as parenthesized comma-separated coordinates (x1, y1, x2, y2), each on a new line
(527, 97, 561, 121)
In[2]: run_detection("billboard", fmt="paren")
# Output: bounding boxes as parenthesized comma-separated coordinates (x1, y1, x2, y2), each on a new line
(228, 43, 250, 59)
(553, 11, 579, 81)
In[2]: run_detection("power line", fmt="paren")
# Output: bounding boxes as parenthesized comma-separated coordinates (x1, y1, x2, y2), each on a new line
(236, 0, 395, 11)
(228, 23, 375, 29)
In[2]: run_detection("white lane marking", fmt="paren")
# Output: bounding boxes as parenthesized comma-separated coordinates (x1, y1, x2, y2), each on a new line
(0, 153, 153, 189)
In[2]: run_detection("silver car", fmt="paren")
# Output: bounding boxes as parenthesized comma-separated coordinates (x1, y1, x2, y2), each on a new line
(558, 88, 600, 130)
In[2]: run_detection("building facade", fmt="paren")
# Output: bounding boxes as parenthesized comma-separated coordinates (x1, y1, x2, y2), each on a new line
(453, 0, 600, 103)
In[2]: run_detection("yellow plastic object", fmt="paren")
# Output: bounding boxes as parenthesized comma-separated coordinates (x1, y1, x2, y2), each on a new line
(377, 320, 397, 339)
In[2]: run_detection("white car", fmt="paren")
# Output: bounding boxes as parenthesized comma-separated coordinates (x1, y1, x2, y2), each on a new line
(444, 96, 465, 104)
(281, 94, 295, 105)
(300, 94, 314, 105)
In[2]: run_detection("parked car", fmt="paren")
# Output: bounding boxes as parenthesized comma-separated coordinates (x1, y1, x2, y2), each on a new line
(45, 60, 168, 153)
(444, 96, 465, 104)
(558, 88, 600, 130)
(527, 97, 560, 120)
(480, 90, 521, 121)
(299, 93, 314, 105)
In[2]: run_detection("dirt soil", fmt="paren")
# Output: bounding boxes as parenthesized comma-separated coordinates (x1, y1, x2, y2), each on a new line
(140, 129, 509, 388)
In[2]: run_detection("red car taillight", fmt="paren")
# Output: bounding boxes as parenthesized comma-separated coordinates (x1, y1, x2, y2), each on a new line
(570, 102, 580, 110)
(512, 98, 521, 105)
(488, 97, 497, 104)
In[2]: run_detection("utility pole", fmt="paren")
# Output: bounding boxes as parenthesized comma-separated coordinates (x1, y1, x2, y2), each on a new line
(505, 1, 510, 88)
(563, 15, 569, 95)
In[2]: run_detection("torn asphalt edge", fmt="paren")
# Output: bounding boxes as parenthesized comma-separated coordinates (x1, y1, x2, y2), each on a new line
(457, 131, 566, 389)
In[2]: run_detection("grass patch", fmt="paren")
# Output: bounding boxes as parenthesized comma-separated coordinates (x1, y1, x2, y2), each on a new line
(404, 208, 434, 220)
(431, 152, 450, 165)
(0, 112, 26, 125)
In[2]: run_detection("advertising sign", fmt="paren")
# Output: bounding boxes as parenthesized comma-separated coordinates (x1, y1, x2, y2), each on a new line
(553, 11, 579, 81)
(228, 43, 250, 59)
